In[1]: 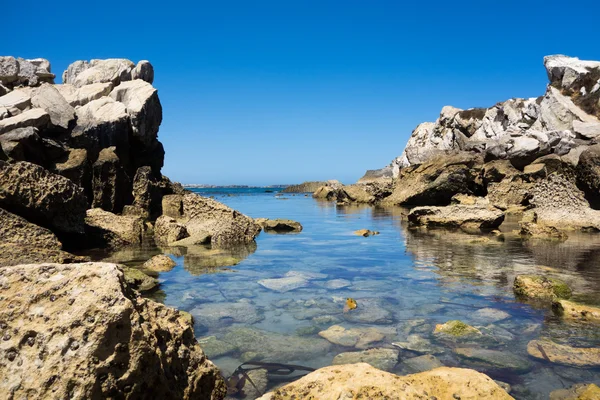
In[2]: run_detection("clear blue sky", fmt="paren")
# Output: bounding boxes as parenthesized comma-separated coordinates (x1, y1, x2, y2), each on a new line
(3, 1, 600, 185)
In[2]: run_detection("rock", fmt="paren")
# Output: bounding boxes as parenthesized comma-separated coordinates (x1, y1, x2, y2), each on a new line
(30, 83, 75, 130)
(283, 180, 340, 193)
(196, 336, 238, 359)
(0, 127, 47, 164)
(434, 320, 481, 337)
(110, 79, 162, 146)
(132, 166, 183, 219)
(333, 348, 399, 372)
(0, 243, 88, 266)
(358, 164, 394, 183)
(453, 348, 532, 373)
(154, 215, 189, 245)
(520, 221, 569, 240)
(553, 299, 600, 323)
(0, 88, 31, 115)
(191, 300, 264, 330)
(513, 275, 572, 302)
(319, 278, 351, 289)
(257, 364, 513, 400)
(256, 218, 303, 232)
(342, 297, 394, 324)
(527, 339, 600, 367)
(85, 208, 143, 247)
(122, 266, 159, 292)
(132, 60, 154, 84)
(392, 334, 445, 354)
(318, 325, 386, 349)
(0, 57, 54, 88)
(399, 354, 444, 373)
(576, 144, 600, 208)
(0, 108, 50, 134)
(142, 254, 176, 272)
(0, 161, 87, 234)
(222, 327, 331, 362)
(550, 383, 600, 400)
(408, 205, 505, 231)
(91, 147, 131, 213)
(0, 56, 19, 84)
(258, 275, 309, 293)
(170, 233, 211, 246)
(312, 185, 338, 200)
(0, 207, 62, 249)
(472, 307, 511, 323)
(383, 153, 483, 206)
(544, 55, 600, 91)
(178, 193, 261, 247)
(54, 148, 90, 189)
(573, 120, 600, 139)
(342, 184, 377, 203)
(64, 58, 135, 88)
(55, 82, 113, 107)
(354, 229, 380, 237)
(0, 263, 226, 399)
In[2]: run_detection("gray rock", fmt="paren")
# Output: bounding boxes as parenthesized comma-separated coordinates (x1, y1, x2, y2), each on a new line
(333, 348, 399, 372)
(399, 354, 444, 373)
(454, 347, 533, 373)
(0, 108, 49, 134)
(0, 56, 19, 83)
(91, 147, 130, 213)
(64, 58, 134, 87)
(132, 60, 154, 84)
(196, 336, 238, 359)
(342, 297, 394, 324)
(30, 83, 75, 130)
(472, 307, 511, 323)
(392, 334, 445, 354)
(191, 299, 264, 329)
(55, 82, 113, 107)
(0, 88, 31, 115)
(573, 120, 600, 139)
(110, 79, 162, 146)
(258, 275, 309, 293)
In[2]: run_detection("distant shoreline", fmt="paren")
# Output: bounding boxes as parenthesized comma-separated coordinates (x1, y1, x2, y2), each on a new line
(182, 184, 290, 189)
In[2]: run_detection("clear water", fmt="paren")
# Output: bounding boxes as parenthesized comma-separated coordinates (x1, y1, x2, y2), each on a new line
(89, 189, 600, 399)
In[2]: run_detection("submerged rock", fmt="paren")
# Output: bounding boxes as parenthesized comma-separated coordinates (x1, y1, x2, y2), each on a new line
(258, 275, 309, 293)
(122, 266, 159, 292)
(0, 263, 226, 399)
(392, 334, 445, 354)
(513, 275, 572, 302)
(398, 354, 444, 374)
(553, 299, 600, 323)
(257, 364, 513, 400)
(354, 229, 380, 237)
(342, 297, 394, 324)
(550, 383, 600, 400)
(191, 299, 264, 330)
(222, 327, 331, 362)
(472, 307, 511, 323)
(527, 339, 600, 368)
(332, 348, 399, 372)
(318, 325, 386, 349)
(454, 348, 532, 373)
(256, 218, 303, 232)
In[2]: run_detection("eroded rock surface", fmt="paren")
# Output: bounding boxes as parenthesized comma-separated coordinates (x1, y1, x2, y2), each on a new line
(0, 263, 226, 400)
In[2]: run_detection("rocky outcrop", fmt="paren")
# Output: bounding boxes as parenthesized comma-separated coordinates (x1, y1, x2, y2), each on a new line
(257, 364, 513, 400)
(408, 205, 505, 231)
(0, 263, 226, 399)
(553, 299, 600, 323)
(282, 180, 341, 193)
(0, 57, 54, 89)
(154, 215, 189, 245)
(513, 275, 572, 303)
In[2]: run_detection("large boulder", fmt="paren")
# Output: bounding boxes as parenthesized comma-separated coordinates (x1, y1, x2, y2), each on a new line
(0, 56, 54, 88)
(162, 193, 261, 247)
(63, 58, 135, 88)
(383, 153, 483, 206)
(0, 127, 47, 165)
(85, 208, 143, 247)
(110, 79, 162, 147)
(30, 83, 75, 131)
(0, 108, 50, 135)
(0, 263, 226, 399)
(55, 82, 113, 107)
(408, 205, 505, 231)
(53, 148, 90, 194)
(0, 207, 62, 249)
(0, 161, 87, 234)
(257, 364, 513, 400)
(154, 215, 189, 245)
(131, 166, 184, 220)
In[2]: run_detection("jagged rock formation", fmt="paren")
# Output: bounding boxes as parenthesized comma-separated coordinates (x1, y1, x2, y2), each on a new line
(283, 180, 341, 193)
(348, 55, 600, 236)
(0, 262, 226, 399)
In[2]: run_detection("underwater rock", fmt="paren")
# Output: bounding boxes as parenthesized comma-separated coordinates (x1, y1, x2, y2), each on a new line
(257, 364, 513, 400)
(392, 334, 445, 355)
(333, 348, 400, 372)
(342, 297, 394, 324)
(197, 336, 238, 359)
(258, 275, 309, 293)
(527, 339, 600, 368)
(122, 266, 159, 292)
(354, 229, 380, 237)
(433, 320, 482, 337)
(454, 348, 533, 373)
(318, 325, 386, 349)
(472, 307, 511, 323)
(398, 354, 444, 374)
(221, 327, 331, 362)
(191, 299, 264, 329)
(550, 383, 600, 400)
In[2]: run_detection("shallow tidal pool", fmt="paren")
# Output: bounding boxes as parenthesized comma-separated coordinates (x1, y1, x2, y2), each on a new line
(90, 189, 600, 399)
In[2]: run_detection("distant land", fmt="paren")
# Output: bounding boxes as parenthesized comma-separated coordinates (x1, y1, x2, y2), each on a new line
(182, 184, 290, 189)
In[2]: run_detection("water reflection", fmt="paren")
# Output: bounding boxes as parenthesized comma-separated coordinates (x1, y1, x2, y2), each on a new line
(163, 242, 257, 275)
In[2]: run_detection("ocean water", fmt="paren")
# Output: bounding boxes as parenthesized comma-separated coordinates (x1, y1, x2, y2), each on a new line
(91, 188, 600, 399)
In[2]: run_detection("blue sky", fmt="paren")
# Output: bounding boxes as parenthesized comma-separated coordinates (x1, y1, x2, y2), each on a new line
(3, 1, 600, 185)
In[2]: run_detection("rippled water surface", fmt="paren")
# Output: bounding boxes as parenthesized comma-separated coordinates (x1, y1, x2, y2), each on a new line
(91, 189, 600, 399)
